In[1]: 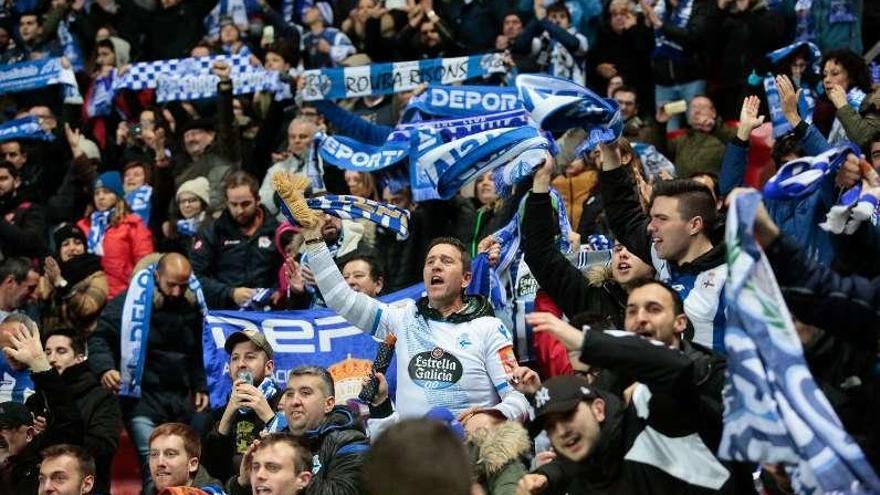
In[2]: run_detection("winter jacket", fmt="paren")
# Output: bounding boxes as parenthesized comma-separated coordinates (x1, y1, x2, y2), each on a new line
(469, 422, 531, 495)
(139, 0, 217, 60)
(77, 212, 155, 298)
(658, 123, 737, 179)
(521, 192, 628, 329)
(835, 88, 880, 149)
(551, 170, 597, 232)
(0, 190, 47, 259)
(26, 361, 121, 494)
(171, 80, 240, 214)
(226, 406, 369, 495)
(190, 206, 282, 309)
(46, 154, 98, 225)
(598, 166, 728, 350)
(0, 369, 83, 495)
(89, 284, 207, 422)
(535, 330, 733, 495)
(587, 21, 654, 108)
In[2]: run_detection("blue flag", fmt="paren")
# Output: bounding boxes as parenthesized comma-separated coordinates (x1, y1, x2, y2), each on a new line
(721, 191, 880, 494)
(0, 116, 56, 142)
(0, 58, 80, 102)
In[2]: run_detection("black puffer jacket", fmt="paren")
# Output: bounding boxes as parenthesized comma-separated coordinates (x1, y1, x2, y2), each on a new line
(27, 362, 122, 494)
(226, 406, 369, 495)
(89, 287, 207, 422)
(190, 206, 282, 309)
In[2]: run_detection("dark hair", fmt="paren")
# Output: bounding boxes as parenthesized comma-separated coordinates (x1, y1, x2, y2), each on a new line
(252, 433, 312, 473)
(364, 419, 472, 495)
(337, 252, 384, 283)
(425, 237, 472, 273)
(546, 2, 571, 21)
(95, 38, 115, 53)
(266, 40, 296, 66)
(627, 279, 685, 316)
(687, 171, 721, 201)
(611, 85, 638, 102)
(289, 365, 335, 397)
(570, 311, 616, 332)
(0, 161, 18, 179)
(122, 161, 152, 186)
(771, 133, 803, 165)
(650, 179, 717, 233)
(821, 49, 872, 93)
(19, 12, 42, 25)
(0, 257, 32, 283)
(43, 327, 86, 356)
(223, 170, 260, 198)
(41, 444, 96, 478)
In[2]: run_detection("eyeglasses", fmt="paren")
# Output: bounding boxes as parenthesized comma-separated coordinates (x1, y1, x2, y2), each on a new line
(178, 197, 200, 205)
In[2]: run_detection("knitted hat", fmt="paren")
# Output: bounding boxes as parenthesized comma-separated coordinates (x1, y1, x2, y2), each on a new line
(176, 177, 211, 206)
(79, 136, 101, 161)
(53, 223, 87, 251)
(93, 171, 124, 197)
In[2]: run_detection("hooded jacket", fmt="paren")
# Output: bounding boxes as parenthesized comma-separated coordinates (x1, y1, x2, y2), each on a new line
(77, 212, 155, 298)
(226, 406, 369, 495)
(469, 422, 531, 495)
(598, 166, 728, 351)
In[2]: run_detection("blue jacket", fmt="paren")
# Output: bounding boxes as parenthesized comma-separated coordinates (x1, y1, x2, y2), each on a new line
(313, 100, 393, 146)
(719, 121, 834, 265)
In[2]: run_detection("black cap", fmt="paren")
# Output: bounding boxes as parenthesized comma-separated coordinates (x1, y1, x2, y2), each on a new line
(53, 223, 86, 251)
(180, 117, 215, 135)
(0, 401, 32, 428)
(529, 375, 600, 435)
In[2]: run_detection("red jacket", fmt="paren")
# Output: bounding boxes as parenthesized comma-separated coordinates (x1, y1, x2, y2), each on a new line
(78, 213, 155, 298)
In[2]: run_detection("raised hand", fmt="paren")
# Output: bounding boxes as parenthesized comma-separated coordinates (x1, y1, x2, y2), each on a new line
(827, 84, 848, 109)
(525, 312, 584, 351)
(736, 95, 765, 140)
(775, 75, 802, 127)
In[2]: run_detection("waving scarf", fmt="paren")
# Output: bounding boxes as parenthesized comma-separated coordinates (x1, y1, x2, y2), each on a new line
(86, 210, 113, 256)
(763, 142, 860, 200)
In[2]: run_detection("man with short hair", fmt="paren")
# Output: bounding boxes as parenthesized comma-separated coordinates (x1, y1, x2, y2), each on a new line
(230, 433, 312, 495)
(303, 218, 530, 427)
(88, 253, 208, 492)
(0, 315, 83, 494)
(0, 257, 39, 323)
(191, 171, 282, 309)
(260, 118, 322, 216)
(36, 328, 121, 494)
(38, 444, 96, 495)
(598, 141, 728, 350)
(203, 330, 280, 482)
(611, 86, 660, 148)
(227, 365, 369, 495)
(656, 95, 736, 177)
(148, 422, 221, 494)
(0, 161, 48, 259)
(513, 2, 589, 86)
(1, 13, 62, 63)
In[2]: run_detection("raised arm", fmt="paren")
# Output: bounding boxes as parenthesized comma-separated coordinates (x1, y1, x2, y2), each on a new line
(596, 143, 653, 264)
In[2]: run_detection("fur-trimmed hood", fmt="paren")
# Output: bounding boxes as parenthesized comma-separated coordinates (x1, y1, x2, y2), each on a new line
(470, 422, 531, 477)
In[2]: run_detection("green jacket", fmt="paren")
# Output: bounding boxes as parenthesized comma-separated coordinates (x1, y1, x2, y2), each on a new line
(666, 123, 737, 178)
(836, 89, 880, 149)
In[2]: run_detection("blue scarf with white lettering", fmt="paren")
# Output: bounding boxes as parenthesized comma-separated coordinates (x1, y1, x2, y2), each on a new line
(722, 191, 880, 495)
(0, 116, 55, 142)
(86, 72, 115, 119)
(516, 73, 622, 146)
(120, 264, 208, 398)
(58, 19, 84, 72)
(126, 185, 152, 225)
(0, 58, 81, 103)
(410, 126, 550, 201)
(763, 142, 860, 200)
(400, 85, 523, 122)
(87, 210, 112, 256)
(652, 0, 694, 60)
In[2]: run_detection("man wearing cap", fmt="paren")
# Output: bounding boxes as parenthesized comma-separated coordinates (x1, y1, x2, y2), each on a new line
(0, 314, 83, 494)
(0, 161, 47, 259)
(202, 329, 281, 482)
(171, 61, 240, 214)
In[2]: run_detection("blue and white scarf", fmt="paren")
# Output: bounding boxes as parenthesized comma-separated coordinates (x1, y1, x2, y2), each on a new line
(632, 142, 676, 180)
(652, 0, 695, 60)
(410, 126, 550, 201)
(516, 73, 623, 145)
(820, 182, 880, 235)
(204, 0, 251, 40)
(120, 265, 208, 398)
(113, 54, 289, 103)
(0, 116, 55, 142)
(763, 142, 860, 200)
(299, 53, 506, 101)
(57, 18, 84, 72)
(721, 191, 880, 495)
(176, 215, 203, 237)
(794, 0, 814, 42)
(282, 194, 411, 240)
(238, 376, 280, 414)
(86, 210, 113, 256)
(86, 72, 115, 119)
(0, 58, 81, 103)
(401, 85, 522, 122)
(126, 185, 152, 225)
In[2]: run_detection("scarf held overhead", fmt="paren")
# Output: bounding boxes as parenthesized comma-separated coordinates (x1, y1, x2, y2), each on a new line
(720, 191, 880, 494)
